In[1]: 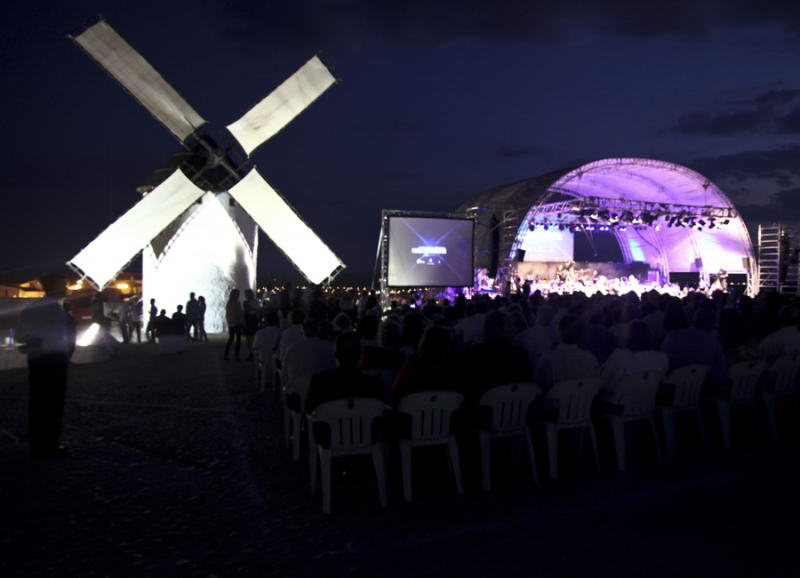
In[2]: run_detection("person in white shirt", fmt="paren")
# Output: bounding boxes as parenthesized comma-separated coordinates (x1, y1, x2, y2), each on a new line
(600, 321, 668, 404)
(16, 274, 76, 457)
(283, 319, 336, 391)
(535, 314, 599, 391)
(758, 306, 800, 361)
(277, 308, 306, 363)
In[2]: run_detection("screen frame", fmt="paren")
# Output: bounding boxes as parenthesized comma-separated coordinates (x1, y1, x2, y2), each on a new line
(384, 213, 475, 288)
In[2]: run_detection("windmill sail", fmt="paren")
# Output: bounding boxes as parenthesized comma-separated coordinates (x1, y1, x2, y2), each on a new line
(68, 169, 206, 289)
(226, 56, 336, 156)
(71, 19, 206, 143)
(229, 169, 344, 284)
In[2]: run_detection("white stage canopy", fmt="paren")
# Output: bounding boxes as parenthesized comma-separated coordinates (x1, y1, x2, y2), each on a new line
(512, 158, 755, 276)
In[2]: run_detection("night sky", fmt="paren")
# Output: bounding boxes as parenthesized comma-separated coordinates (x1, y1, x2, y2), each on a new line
(3, 1, 800, 284)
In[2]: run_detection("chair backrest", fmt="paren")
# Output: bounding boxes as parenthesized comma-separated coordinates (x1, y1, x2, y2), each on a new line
(768, 353, 800, 394)
(616, 371, 664, 418)
(397, 391, 465, 441)
(544, 378, 600, 426)
(310, 398, 385, 452)
(478, 383, 542, 432)
(285, 374, 312, 411)
(664, 364, 708, 408)
(729, 360, 767, 403)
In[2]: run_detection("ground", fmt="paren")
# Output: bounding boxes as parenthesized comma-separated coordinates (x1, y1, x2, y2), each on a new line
(1, 338, 798, 577)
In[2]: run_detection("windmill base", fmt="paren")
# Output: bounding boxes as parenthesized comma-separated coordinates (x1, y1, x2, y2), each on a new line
(142, 192, 257, 334)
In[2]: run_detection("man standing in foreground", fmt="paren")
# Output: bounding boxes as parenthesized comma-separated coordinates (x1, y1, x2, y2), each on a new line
(16, 274, 76, 458)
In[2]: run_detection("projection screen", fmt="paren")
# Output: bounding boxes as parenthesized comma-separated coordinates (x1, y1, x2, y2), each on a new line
(68, 169, 206, 289)
(71, 19, 206, 142)
(229, 169, 344, 283)
(226, 56, 336, 156)
(387, 216, 474, 287)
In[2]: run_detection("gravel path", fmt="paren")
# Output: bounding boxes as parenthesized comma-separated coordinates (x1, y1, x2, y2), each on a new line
(1, 339, 798, 577)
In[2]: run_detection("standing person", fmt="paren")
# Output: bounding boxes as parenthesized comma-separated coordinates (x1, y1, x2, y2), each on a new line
(118, 298, 130, 344)
(185, 292, 200, 341)
(243, 289, 259, 360)
(130, 297, 142, 343)
(16, 274, 76, 458)
(197, 296, 208, 342)
(146, 298, 157, 342)
(224, 289, 244, 361)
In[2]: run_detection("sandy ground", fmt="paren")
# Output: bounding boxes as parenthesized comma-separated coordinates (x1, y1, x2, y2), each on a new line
(1, 338, 799, 577)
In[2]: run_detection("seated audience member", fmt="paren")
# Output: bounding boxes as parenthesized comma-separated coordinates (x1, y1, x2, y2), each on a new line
(515, 306, 556, 375)
(535, 314, 600, 391)
(361, 319, 406, 371)
(464, 311, 532, 401)
(253, 308, 281, 363)
(758, 305, 800, 361)
(283, 319, 336, 386)
(305, 332, 383, 414)
(579, 311, 619, 366)
(332, 311, 353, 335)
(392, 325, 464, 403)
(357, 315, 380, 348)
(718, 308, 758, 365)
(278, 308, 305, 362)
(661, 306, 727, 385)
(600, 321, 668, 404)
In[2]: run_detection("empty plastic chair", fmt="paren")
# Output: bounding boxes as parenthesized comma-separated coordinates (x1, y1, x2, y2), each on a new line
(600, 371, 664, 471)
(712, 360, 766, 450)
(658, 364, 709, 458)
(761, 353, 800, 440)
(540, 378, 601, 480)
(396, 391, 465, 502)
(308, 398, 388, 514)
(477, 383, 541, 490)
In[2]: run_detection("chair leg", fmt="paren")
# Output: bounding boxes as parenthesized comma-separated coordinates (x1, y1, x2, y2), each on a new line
(762, 394, 780, 440)
(283, 406, 291, 449)
(448, 437, 464, 496)
(479, 431, 492, 491)
(545, 423, 559, 481)
(292, 412, 303, 462)
(715, 400, 732, 451)
(648, 416, 663, 463)
(371, 444, 388, 508)
(609, 416, 625, 471)
(400, 442, 413, 502)
(320, 448, 332, 514)
(524, 428, 539, 484)
(660, 407, 675, 459)
(695, 408, 708, 449)
(588, 423, 602, 473)
(308, 427, 318, 493)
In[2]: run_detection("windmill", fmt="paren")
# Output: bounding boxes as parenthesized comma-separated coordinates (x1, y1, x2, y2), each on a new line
(66, 18, 345, 331)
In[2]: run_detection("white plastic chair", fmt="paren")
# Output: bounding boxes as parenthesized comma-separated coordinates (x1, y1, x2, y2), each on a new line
(255, 349, 276, 392)
(477, 383, 541, 491)
(283, 375, 312, 461)
(761, 353, 800, 440)
(713, 360, 766, 450)
(601, 371, 664, 471)
(658, 364, 709, 458)
(308, 398, 388, 514)
(396, 391, 465, 502)
(540, 378, 601, 480)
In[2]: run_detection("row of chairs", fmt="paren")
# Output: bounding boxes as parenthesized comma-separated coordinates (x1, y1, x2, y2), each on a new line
(280, 353, 800, 513)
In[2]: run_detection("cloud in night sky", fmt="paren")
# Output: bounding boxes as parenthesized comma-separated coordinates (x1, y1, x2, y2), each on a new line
(671, 89, 800, 135)
(691, 144, 800, 187)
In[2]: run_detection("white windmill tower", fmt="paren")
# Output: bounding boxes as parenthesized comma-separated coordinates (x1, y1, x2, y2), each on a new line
(66, 18, 345, 331)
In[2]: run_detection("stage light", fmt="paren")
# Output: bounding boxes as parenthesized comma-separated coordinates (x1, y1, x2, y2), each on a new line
(698, 219, 706, 226)
(722, 219, 730, 225)
(619, 226, 627, 231)
(655, 224, 662, 231)
(529, 222, 535, 231)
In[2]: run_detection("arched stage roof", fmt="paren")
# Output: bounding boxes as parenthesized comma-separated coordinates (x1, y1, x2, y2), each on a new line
(458, 158, 755, 277)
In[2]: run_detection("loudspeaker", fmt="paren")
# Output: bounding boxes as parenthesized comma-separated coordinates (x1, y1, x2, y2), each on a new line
(694, 257, 703, 269)
(515, 249, 526, 262)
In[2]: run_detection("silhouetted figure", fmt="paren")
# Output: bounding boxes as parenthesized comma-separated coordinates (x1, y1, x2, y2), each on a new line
(243, 289, 259, 360)
(16, 274, 76, 457)
(146, 298, 157, 342)
(171, 305, 187, 337)
(154, 309, 170, 340)
(197, 296, 208, 341)
(186, 292, 200, 341)
(225, 289, 244, 361)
